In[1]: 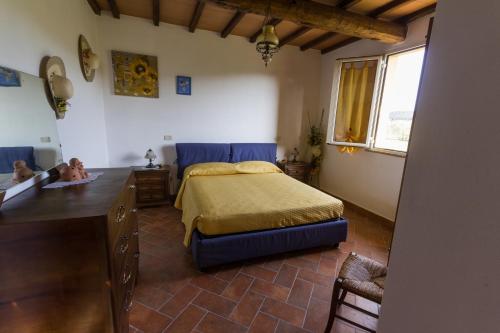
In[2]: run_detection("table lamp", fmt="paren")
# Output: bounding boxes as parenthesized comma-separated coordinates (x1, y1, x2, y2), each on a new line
(144, 149, 157, 168)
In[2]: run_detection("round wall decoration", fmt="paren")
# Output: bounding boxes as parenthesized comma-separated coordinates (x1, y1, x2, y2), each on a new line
(78, 34, 100, 82)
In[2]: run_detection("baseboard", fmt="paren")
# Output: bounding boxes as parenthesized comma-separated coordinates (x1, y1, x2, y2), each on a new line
(315, 186, 395, 230)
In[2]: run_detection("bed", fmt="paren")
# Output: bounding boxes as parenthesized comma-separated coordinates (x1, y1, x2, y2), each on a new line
(175, 143, 348, 269)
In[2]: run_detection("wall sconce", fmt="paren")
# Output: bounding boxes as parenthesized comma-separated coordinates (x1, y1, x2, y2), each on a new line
(43, 56, 74, 119)
(78, 34, 99, 82)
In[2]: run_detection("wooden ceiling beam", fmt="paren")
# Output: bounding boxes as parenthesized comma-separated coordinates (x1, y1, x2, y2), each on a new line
(86, 0, 101, 15)
(107, 0, 120, 19)
(209, 0, 406, 43)
(368, 0, 413, 19)
(221, 11, 245, 38)
(321, 36, 360, 54)
(320, 2, 437, 54)
(279, 27, 312, 47)
(301, 31, 336, 51)
(152, 0, 160, 26)
(249, 18, 282, 43)
(299, 0, 364, 52)
(397, 3, 437, 24)
(336, 0, 362, 10)
(189, 1, 206, 33)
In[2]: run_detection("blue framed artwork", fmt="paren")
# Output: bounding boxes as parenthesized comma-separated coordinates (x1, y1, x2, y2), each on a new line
(0, 66, 21, 87)
(176, 76, 191, 95)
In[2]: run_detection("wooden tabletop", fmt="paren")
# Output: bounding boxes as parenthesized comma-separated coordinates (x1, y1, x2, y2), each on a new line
(0, 168, 132, 225)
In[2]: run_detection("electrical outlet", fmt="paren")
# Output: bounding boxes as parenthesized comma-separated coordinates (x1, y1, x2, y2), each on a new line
(164, 135, 173, 141)
(40, 136, 51, 143)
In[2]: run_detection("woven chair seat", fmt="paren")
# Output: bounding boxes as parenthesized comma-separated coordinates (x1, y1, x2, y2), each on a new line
(338, 253, 387, 303)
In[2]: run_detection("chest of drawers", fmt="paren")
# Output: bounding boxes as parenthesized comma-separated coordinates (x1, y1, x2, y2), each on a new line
(0, 168, 138, 333)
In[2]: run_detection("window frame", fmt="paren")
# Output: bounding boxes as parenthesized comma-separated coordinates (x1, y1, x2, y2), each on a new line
(326, 55, 385, 148)
(327, 45, 426, 157)
(369, 45, 426, 156)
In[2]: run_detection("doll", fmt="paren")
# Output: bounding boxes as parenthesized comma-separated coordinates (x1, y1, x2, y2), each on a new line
(69, 158, 88, 179)
(59, 162, 82, 181)
(12, 160, 34, 183)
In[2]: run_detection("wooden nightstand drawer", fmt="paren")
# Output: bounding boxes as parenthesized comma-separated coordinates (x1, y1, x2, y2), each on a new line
(137, 183, 164, 191)
(136, 174, 166, 182)
(138, 190, 167, 202)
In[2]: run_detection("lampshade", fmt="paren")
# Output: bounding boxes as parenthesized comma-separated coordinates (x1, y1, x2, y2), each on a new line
(144, 149, 156, 160)
(86, 52, 100, 70)
(51, 75, 74, 100)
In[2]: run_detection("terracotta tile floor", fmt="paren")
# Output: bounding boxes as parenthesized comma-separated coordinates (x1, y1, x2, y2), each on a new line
(130, 205, 392, 333)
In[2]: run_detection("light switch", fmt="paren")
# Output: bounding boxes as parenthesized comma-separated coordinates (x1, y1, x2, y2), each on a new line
(164, 135, 173, 141)
(40, 136, 51, 143)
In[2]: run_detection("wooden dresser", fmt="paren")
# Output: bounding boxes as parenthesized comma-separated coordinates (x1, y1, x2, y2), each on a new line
(134, 166, 170, 207)
(279, 161, 310, 182)
(0, 168, 138, 333)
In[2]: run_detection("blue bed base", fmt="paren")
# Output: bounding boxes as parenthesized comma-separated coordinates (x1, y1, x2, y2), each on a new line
(192, 218, 348, 269)
(175, 143, 348, 270)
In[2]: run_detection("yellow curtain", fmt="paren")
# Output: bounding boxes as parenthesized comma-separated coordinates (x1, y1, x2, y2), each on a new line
(334, 61, 377, 153)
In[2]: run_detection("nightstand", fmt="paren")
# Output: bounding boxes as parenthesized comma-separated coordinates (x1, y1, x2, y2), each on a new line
(278, 161, 310, 183)
(133, 166, 170, 207)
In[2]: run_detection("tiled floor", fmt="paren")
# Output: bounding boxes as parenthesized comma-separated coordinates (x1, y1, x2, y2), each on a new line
(130, 205, 392, 333)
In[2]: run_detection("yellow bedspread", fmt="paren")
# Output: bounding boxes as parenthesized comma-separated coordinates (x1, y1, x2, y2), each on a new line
(175, 162, 344, 246)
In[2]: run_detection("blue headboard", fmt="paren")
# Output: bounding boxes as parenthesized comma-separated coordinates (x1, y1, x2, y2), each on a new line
(175, 143, 277, 179)
(0, 147, 36, 173)
(176, 143, 231, 179)
(230, 143, 277, 163)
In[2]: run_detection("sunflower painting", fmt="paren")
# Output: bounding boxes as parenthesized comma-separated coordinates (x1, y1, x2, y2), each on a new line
(111, 51, 159, 98)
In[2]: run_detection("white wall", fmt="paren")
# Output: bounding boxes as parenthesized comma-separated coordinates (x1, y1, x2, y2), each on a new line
(379, 1, 500, 332)
(0, 0, 109, 168)
(319, 16, 432, 221)
(97, 14, 321, 169)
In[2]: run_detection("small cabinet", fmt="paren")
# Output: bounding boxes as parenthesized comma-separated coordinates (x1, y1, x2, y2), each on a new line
(133, 166, 170, 207)
(278, 161, 311, 183)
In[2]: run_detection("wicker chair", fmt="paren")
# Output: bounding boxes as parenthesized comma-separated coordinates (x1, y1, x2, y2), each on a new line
(324, 252, 387, 333)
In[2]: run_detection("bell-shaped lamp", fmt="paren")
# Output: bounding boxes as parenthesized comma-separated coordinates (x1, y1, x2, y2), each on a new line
(144, 149, 157, 168)
(256, 25, 280, 67)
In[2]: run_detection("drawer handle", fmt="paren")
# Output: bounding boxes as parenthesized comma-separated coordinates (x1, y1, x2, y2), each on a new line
(115, 205, 126, 223)
(124, 291, 133, 312)
(129, 184, 136, 190)
(119, 241, 129, 255)
(122, 269, 132, 285)
(134, 251, 140, 259)
(132, 230, 139, 237)
(131, 208, 137, 213)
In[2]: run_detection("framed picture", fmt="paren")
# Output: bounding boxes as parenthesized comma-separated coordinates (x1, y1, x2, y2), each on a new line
(0, 66, 21, 87)
(176, 76, 191, 95)
(111, 50, 159, 98)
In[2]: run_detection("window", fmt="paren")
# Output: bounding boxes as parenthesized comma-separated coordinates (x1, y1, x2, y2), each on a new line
(329, 56, 384, 148)
(328, 47, 425, 154)
(374, 47, 425, 152)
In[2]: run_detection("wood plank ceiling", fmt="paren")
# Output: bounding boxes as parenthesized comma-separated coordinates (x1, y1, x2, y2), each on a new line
(88, 0, 437, 54)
